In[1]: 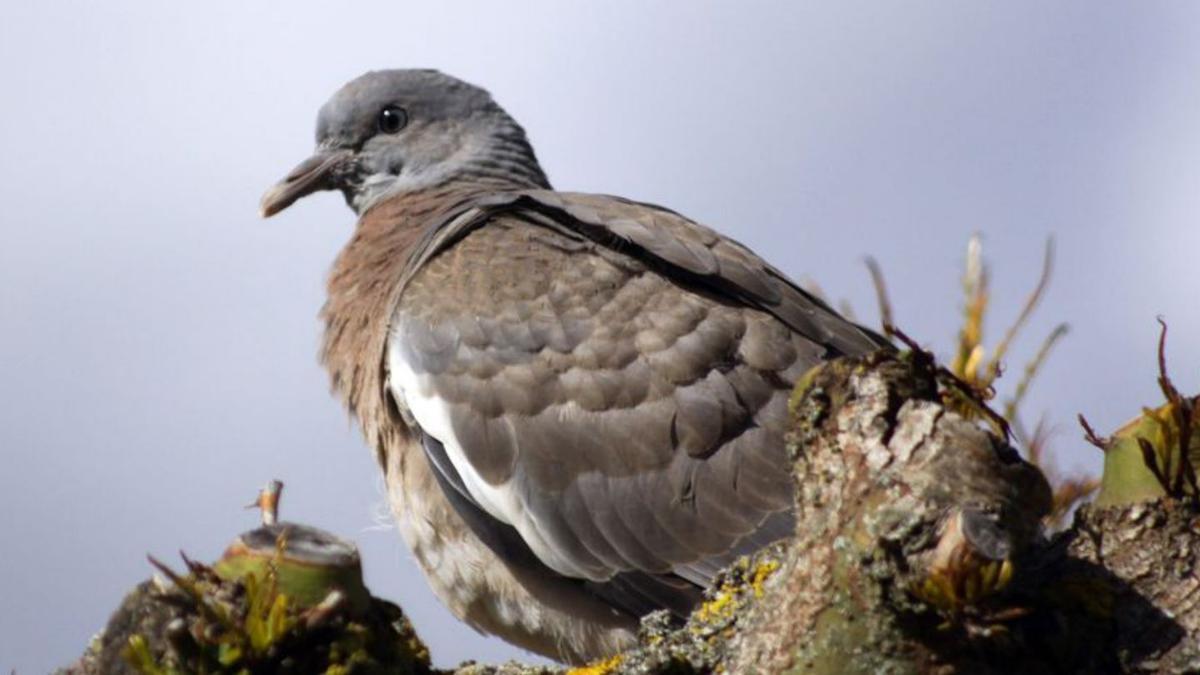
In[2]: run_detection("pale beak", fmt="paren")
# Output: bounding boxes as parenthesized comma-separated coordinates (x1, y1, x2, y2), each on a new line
(259, 149, 353, 218)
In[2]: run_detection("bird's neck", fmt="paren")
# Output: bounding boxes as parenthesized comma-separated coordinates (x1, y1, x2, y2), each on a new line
(350, 120, 551, 216)
(320, 176, 542, 463)
(366, 173, 547, 219)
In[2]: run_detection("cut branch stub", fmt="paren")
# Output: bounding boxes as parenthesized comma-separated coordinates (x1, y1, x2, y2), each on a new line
(214, 522, 372, 616)
(1096, 320, 1200, 506)
(730, 351, 1051, 674)
(1095, 397, 1200, 506)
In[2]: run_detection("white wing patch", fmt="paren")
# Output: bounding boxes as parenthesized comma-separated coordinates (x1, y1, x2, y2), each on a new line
(386, 333, 605, 581)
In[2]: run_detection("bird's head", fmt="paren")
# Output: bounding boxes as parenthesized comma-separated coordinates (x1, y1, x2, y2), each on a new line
(261, 69, 547, 218)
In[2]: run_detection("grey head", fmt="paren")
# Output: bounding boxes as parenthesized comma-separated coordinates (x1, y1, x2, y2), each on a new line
(261, 69, 549, 218)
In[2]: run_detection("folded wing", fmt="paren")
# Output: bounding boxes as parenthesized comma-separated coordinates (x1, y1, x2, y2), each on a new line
(386, 191, 884, 616)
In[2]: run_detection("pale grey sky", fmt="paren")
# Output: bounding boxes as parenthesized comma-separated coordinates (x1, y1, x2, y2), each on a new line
(1, 3, 1197, 672)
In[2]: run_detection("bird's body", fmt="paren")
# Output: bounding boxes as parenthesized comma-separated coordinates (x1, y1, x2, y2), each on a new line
(320, 182, 646, 659)
(263, 70, 884, 664)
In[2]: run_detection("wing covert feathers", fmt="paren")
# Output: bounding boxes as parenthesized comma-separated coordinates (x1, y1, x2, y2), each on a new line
(385, 189, 882, 612)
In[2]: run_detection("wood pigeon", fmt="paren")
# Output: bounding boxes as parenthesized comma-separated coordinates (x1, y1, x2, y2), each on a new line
(261, 69, 885, 664)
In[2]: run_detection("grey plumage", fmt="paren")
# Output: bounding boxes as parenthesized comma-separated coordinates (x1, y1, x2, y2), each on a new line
(261, 69, 886, 664)
(388, 189, 880, 610)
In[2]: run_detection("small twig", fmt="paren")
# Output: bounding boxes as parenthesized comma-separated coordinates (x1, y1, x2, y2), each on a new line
(938, 369, 1010, 440)
(1008, 406, 1038, 450)
(179, 550, 213, 580)
(983, 238, 1055, 383)
(1152, 318, 1198, 498)
(247, 479, 284, 526)
(948, 386, 1011, 441)
(886, 322, 1012, 441)
(1002, 323, 1070, 424)
(885, 323, 930, 357)
(1077, 414, 1108, 451)
(864, 256, 895, 335)
(302, 590, 349, 630)
(1025, 416, 1051, 467)
(148, 555, 241, 635)
(1156, 317, 1172, 399)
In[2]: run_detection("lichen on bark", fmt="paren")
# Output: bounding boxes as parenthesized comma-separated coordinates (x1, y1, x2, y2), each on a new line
(727, 351, 1051, 674)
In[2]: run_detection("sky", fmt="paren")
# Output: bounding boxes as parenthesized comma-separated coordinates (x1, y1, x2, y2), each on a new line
(1, 2, 1198, 672)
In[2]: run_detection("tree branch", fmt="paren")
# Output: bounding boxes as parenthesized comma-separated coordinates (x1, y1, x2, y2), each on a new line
(59, 351, 1200, 675)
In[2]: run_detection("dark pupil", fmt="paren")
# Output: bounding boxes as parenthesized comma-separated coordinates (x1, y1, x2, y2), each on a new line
(378, 106, 407, 134)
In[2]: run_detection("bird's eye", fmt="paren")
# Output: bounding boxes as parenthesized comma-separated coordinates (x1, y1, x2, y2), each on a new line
(377, 105, 408, 134)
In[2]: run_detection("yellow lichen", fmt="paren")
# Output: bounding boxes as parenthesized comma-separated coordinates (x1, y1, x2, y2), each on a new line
(690, 555, 781, 631)
(694, 587, 735, 624)
(568, 654, 623, 675)
(751, 560, 780, 598)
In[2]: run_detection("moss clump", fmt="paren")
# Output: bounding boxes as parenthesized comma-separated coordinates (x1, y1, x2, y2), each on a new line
(912, 556, 1014, 616)
(121, 551, 429, 675)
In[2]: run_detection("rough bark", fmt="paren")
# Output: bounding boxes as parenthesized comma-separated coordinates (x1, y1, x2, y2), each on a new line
(61, 351, 1200, 674)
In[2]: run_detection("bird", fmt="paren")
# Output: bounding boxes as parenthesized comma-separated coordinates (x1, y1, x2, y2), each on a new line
(260, 69, 885, 664)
